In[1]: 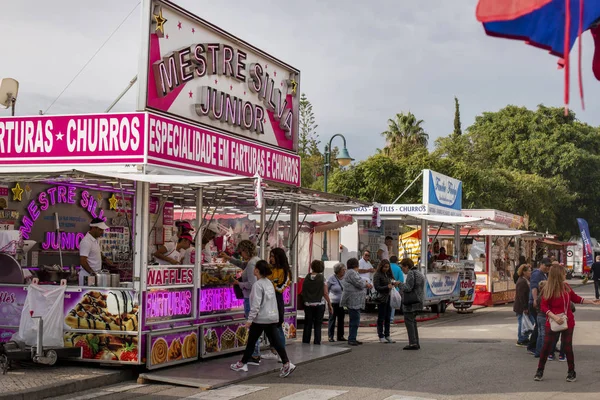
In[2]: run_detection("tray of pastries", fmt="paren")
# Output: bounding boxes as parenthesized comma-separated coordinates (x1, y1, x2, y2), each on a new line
(200, 263, 241, 287)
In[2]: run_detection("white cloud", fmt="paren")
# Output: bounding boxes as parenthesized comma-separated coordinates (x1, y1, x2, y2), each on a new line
(1, 0, 598, 162)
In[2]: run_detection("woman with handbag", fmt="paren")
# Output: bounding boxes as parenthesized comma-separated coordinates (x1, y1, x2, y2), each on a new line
(230, 260, 296, 377)
(221, 241, 261, 363)
(514, 264, 534, 347)
(534, 265, 600, 382)
(398, 258, 425, 350)
(262, 247, 292, 361)
(373, 259, 397, 343)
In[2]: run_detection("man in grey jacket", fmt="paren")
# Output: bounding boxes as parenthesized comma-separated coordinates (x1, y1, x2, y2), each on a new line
(399, 258, 425, 350)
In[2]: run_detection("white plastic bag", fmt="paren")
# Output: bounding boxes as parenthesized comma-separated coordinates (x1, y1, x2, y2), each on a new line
(390, 289, 402, 309)
(521, 314, 534, 335)
(11, 284, 66, 347)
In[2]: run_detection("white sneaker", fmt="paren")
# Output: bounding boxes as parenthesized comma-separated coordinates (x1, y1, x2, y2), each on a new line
(279, 362, 296, 377)
(230, 361, 248, 372)
(379, 338, 387, 343)
(261, 351, 279, 360)
(385, 337, 396, 343)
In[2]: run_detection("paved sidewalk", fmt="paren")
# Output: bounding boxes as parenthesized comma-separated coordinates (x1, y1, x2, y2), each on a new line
(0, 362, 135, 400)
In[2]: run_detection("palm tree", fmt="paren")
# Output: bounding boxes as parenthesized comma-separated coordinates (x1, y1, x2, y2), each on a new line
(381, 112, 429, 153)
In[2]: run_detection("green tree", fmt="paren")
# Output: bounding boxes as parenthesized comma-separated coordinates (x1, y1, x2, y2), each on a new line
(299, 93, 319, 158)
(453, 96, 462, 136)
(298, 93, 323, 188)
(434, 104, 600, 238)
(381, 112, 429, 154)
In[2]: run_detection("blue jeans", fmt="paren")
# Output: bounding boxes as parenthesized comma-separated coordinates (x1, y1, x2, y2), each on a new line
(348, 308, 361, 342)
(517, 313, 534, 343)
(535, 314, 546, 357)
(244, 298, 260, 357)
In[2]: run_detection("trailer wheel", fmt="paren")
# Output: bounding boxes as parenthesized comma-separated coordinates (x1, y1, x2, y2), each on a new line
(45, 350, 58, 366)
(439, 301, 447, 313)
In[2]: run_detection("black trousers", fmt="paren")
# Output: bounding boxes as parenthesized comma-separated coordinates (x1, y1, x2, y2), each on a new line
(241, 322, 289, 364)
(377, 299, 391, 338)
(303, 304, 325, 344)
(404, 311, 419, 345)
(328, 303, 345, 340)
(594, 279, 600, 299)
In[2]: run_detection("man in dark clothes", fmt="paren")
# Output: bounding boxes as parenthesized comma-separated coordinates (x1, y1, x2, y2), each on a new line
(591, 256, 600, 299)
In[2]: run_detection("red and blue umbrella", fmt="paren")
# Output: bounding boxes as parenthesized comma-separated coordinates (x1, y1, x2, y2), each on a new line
(476, 0, 600, 111)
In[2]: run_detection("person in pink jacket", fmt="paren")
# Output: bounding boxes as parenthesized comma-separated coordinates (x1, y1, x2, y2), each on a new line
(534, 265, 600, 382)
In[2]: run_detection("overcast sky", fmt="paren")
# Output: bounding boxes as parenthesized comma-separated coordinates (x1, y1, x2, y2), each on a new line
(1, 0, 599, 161)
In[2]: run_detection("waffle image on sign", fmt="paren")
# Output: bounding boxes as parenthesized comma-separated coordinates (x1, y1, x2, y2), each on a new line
(151, 338, 168, 365)
(168, 338, 183, 361)
(220, 328, 236, 350)
(204, 329, 219, 353)
(235, 325, 248, 346)
(182, 333, 197, 358)
(65, 291, 139, 331)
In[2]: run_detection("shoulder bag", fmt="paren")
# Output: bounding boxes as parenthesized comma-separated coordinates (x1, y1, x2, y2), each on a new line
(549, 292, 569, 332)
(402, 271, 421, 305)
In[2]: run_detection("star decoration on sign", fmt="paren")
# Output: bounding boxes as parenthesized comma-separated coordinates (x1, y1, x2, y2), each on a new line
(55, 132, 64, 141)
(108, 194, 119, 210)
(177, 21, 182, 30)
(189, 90, 193, 98)
(286, 73, 299, 97)
(152, 6, 167, 38)
(12, 183, 23, 201)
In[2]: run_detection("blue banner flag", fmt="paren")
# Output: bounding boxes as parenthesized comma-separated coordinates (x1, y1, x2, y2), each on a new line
(576, 218, 594, 267)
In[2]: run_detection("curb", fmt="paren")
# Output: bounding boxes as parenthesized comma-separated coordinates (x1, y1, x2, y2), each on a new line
(0, 367, 136, 400)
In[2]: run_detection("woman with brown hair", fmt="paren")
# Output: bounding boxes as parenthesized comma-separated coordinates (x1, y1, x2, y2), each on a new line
(534, 265, 600, 382)
(514, 264, 533, 347)
(373, 259, 397, 343)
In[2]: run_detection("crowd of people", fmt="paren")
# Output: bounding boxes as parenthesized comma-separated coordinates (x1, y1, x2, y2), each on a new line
(226, 239, 428, 377)
(513, 257, 600, 382)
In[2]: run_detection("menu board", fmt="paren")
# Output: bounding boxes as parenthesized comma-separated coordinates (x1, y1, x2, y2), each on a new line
(147, 328, 198, 369)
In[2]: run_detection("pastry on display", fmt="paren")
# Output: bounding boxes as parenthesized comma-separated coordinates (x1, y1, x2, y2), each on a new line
(288, 323, 297, 338)
(204, 329, 219, 353)
(168, 338, 183, 361)
(220, 328, 235, 350)
(235, 325, 248, 347)
(182, 332, 198, 358)
(65, 291, 139, 331)
(282, 322, 290, 338)
(151, 338, 168, 365)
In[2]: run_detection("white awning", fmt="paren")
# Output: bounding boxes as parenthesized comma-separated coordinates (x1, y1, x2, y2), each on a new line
(476, 229, 533, 236)
(404, 215, 486, 225)
(77, 170, 243, 185)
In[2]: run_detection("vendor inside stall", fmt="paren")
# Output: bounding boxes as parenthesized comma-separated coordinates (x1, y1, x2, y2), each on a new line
(79, 218, 115, 285)
(152, 233, 194, 265)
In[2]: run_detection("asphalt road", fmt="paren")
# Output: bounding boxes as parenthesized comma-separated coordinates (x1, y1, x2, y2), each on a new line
(50, 283, 600, 400)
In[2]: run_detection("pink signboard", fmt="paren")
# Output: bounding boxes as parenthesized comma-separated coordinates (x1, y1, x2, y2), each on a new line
(0, 113, 146, 165)
(141, 1, 300, 152)
(145, 287, 194, 324)
(199, 286, 244, 315)
(0, 285, 28, 340)
(147, 113, 300, 186)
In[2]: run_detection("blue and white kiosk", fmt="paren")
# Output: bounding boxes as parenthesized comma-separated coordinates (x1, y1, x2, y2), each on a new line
(341, 169, 492, 312)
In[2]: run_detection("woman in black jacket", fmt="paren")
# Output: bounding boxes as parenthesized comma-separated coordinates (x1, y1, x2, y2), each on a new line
(373, 259, 396, 343)
(514, 264, 533, 346)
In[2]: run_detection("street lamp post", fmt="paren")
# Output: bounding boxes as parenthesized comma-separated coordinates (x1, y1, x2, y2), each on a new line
(322, 134, 354, 261)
